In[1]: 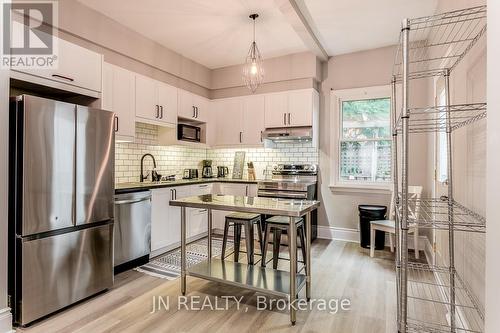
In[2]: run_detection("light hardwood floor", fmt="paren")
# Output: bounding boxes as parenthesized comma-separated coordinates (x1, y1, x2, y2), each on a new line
(18, 240, 399, 333)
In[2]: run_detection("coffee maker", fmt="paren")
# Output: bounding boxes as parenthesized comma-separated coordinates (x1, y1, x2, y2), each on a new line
(202, 160, 213, 178)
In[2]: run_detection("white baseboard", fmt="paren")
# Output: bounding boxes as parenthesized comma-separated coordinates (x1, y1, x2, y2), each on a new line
(0, 308, 13, 333)
(317, 226, 431, 254)
(317, 226, 359, 243)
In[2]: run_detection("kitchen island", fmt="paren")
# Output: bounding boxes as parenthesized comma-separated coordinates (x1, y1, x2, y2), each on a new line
(169, 194, 320, 325)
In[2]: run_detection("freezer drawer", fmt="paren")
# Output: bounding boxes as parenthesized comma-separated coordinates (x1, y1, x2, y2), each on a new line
(18, 223, 113, 325)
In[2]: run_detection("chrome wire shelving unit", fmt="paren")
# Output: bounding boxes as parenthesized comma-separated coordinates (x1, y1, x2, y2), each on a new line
(393, 6, 486, 82)
(391, 5, 486, 333)
(395, 197, 486, 233)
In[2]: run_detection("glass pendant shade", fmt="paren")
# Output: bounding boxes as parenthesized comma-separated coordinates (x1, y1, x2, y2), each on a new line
(243, 14, 264, 93)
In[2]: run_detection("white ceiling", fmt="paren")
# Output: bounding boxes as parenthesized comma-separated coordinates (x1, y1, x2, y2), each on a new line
(77, 0, 439, 69)
(300, 0, 438, 56)
(77, 0, 308, 69)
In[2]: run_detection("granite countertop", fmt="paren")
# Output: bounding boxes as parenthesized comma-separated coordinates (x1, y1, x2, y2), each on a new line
(115, 177, 263, 194)
(170, 194, 320, 217)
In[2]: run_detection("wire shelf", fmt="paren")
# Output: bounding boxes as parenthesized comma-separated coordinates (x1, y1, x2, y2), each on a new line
(393, 6, 486, 81)
(394, 103, 487, 134)
(396, 197, 486, 233)
(402, 262, 484, 332)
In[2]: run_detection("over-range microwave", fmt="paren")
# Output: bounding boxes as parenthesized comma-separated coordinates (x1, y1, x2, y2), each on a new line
(178, 123, 201, 142)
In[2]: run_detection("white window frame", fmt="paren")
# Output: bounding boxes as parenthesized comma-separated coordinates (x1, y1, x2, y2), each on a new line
(330, 85, 392, 193)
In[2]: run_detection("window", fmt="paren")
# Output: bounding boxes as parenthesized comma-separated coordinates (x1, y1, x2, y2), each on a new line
(437, 89, 448, 183)
(331, 86, 392, 190)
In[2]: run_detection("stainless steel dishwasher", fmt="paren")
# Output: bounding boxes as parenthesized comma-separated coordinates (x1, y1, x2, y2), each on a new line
(114, 190, 152, 269)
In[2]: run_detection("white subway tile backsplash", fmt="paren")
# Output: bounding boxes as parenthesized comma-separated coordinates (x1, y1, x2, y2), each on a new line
(115, 123, 319, 183)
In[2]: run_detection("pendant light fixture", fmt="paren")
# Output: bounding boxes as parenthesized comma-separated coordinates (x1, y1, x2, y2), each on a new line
(243, 13, 264, 93)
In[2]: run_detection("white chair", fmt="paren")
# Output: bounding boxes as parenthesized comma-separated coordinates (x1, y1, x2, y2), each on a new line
(370, 185, 423, 259)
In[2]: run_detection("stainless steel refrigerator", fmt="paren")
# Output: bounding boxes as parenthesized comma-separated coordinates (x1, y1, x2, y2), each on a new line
(8, 95, 115, 326)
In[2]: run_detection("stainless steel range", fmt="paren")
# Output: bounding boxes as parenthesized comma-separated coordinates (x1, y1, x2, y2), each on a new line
(258, 163, 318, 240)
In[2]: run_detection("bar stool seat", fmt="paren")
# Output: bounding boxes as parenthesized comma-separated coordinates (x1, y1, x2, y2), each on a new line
(222, 212, 263, 265)
(262, 216, 307, 270)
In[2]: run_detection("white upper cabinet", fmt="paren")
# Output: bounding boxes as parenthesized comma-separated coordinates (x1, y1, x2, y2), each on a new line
(102, 62, 136, 141)
(11, 37, 102, 97)
(264, 89, 318, 128)
(157, 82, 178, 124)
(265, 92, 288, 128)
(135, 75, 157, 120)
(213, 94, 265, 147)
(242, 95, 265, 145)
(288, 89, 315, 127)
(135, 74, 177, 126)
(214, 98, 243, 146)
(179, 89, 209, 122)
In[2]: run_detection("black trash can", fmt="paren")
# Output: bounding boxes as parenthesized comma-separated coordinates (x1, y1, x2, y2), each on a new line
(358, 205, 387, 250)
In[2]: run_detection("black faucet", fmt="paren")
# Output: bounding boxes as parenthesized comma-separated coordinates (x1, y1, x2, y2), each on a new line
(140, 153, 157, 182)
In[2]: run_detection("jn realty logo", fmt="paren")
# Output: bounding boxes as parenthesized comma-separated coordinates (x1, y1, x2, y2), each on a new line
(1, 0, 58, 69)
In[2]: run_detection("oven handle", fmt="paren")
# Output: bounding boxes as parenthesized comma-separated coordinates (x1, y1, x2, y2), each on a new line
(257, 191, 308, 199)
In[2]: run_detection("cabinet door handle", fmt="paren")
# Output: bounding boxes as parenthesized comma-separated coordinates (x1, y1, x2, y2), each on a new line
(288, 113, 291, 125)
(170, 189, 174, 200)
(174, 189, 177, 199)
(260, 130, 263, 142)
(114, 115, 119, 132)
(155, 105, 159, 118)
(239, 131, 242, 143)
(192, 106, 196, 118)
(160, 105, 164, 119)
(52, 74, 74, 82)
(283, 113, 286, 125)
(245, 185, 248, 196)
(195, 106, 199, 118)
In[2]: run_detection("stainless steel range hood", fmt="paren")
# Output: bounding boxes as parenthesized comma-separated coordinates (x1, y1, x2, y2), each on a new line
(262, 126, 313, 142)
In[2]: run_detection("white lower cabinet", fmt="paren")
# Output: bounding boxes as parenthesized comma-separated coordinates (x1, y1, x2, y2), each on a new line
(151, 188, 176, 253)
(150, 182, 256, 256)
(151, 184, 213, 256)
(212, 183, 258, 230)
(188, 208, 208, 238)
(187, 183, 211, 237)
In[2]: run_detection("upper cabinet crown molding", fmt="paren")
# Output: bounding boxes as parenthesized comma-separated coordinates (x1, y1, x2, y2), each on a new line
(10, 37, 103, 98)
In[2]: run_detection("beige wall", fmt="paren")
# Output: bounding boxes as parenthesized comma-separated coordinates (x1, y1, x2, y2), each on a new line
(486, 1, 500, 331)
(428, 0, 487, 317)
(318, 46, 429, 231)
(210, 52, 322, 99)
(56, 1, 322, 100)
(57, 0, 211, 97)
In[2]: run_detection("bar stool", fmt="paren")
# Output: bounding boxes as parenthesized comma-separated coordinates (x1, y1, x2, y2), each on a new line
(261, 216, 307, 270)
(221, 212, 263, 265)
